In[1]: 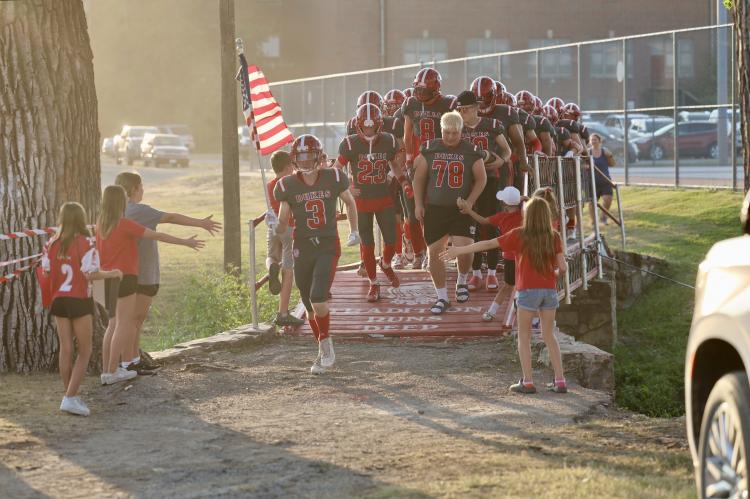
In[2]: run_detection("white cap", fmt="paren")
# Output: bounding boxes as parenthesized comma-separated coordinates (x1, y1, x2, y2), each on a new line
(496, 186, 521, 205)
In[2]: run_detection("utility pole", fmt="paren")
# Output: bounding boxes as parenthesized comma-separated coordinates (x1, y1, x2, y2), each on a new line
(219, 0, 242, 274)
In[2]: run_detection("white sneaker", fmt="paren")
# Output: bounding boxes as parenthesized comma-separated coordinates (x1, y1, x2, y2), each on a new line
(310, 358, 326, 375)
(320, 337, 335, 368)
(60, 396, 90, 416)
(101, 367, 137, 385)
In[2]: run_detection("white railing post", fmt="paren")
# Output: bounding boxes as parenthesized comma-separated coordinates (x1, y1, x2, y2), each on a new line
(533, 154, 541, 191)
(615, 184, 626, 251)
(556, 156, 571, 304)
(589, 155, 604, 279)
(248, 220, 259, 329)
(574, 157, 588, 290)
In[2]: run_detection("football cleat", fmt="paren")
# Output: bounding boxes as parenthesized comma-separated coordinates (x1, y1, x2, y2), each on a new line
(367, 283, 381, 302)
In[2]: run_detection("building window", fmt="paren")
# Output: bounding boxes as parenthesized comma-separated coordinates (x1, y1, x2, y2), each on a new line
(529, 39, 572, 79)
(260, 36, 280, 58)
(589, 43, 619, 78)
(466, 38, 510, 79)
(649, 39, 694, 78)
(403, 38, 447, 65)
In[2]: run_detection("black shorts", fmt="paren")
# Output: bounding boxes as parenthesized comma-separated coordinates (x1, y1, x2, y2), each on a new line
(423, 204, 474, 246)
(595, 180, 613, 198)
(136, 283, 160, 297)
(104, 274, 138, 319)
(51, 297, 94, 319)
(503, 257, 516, 286)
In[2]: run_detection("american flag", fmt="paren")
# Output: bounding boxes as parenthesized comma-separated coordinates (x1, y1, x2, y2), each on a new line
(236, 55, 293, 155)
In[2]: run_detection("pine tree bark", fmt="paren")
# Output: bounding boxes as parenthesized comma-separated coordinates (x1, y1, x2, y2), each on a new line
(0, 1, 100, 372)
(733, 0, 750, 192)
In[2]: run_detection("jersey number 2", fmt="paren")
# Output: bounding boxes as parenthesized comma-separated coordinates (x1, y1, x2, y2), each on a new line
(304, 199, 326, 230)
(59, 264, 74, 292)
(432, 160, 464, 189)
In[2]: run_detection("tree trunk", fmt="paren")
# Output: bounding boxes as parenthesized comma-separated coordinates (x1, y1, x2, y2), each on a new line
(0, 0, 101, 372)
(733, 0, 750, 192)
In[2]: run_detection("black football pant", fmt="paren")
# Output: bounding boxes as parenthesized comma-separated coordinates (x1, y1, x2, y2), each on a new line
(472, 175, 499, 271)
(293, 236, 340, 313)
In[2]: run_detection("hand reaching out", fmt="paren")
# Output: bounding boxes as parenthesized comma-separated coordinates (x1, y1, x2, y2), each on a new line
(201, 215, 222, 236)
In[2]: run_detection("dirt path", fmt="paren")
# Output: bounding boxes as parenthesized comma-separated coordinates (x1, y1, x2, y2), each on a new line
(0, 338, 694, 498)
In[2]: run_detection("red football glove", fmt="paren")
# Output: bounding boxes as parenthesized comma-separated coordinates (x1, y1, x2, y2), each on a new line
(402, 183, 414, 199)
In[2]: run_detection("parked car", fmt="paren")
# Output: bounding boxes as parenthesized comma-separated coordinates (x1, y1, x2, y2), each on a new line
(678, 111, 712, 123)
(140, 133, 189, 167)
(603, 113, 671, 134)
(101, 137, 115, 157)
(686, 189, 750, 499)
(238, 126, 253, 159)
(628, 116, 674, 137)
(157, 124, 195, 151)
(584, 122, 639, 161)
(114, 125, 159, 165)
(631, 121, 728, 161)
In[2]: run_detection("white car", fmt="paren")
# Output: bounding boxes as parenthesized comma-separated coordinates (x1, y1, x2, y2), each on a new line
(101, 137, 115, 157)
(686, 190, 750, 498)
(157, 124, 195, 151)
(114, 125, 159, 165)
(140, 133, 190, 167)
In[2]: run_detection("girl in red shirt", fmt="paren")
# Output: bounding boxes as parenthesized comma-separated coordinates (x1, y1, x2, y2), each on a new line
(41, 202, 122, 416)
(532, 187, 561, 232)
(440, 197, 568, 394)
(97, 185, 205, 385)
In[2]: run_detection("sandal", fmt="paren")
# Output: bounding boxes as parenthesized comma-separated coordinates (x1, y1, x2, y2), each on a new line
(546, 380, 568, 394)
(481, 311, 495, 322)
(430, 298, 450, 315)
(510, 379, 537, 394)
(455, 284, 470, 303)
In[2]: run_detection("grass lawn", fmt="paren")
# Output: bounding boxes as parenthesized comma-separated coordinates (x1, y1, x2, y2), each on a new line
(139, 165, 745, 417)
(599, 187, 744, 416)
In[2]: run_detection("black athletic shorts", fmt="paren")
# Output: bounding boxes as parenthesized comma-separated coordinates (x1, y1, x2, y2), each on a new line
(503, 257, 516, 286)
(423, 204, 474, 246)
(293, 236, 340, 312)
(136, 283, 160, 297)
(51, 297, 94, 319)
(104, 274, 138, 319)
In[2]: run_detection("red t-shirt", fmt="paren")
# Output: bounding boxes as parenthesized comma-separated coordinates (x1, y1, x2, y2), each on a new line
(96, 218, 146, 275)
(487, 210, 523, 259)
(267, 177, 295, 227)
(44, 235, 98, 300)
(497, 227, 563, 290)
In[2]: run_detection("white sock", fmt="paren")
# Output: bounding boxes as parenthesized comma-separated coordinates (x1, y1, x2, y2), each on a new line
(488, 302, 499, 315)
(120, 361, 130, 369)
(131, 356, 140, 364)
(436, 287, 448, 301)
(473, 270, 482, 277)
(457, 273, 469, 285)
(487, 269, 496, 276)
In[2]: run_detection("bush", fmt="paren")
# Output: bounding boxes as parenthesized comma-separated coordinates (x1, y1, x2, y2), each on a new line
(145, 270, 279, 351)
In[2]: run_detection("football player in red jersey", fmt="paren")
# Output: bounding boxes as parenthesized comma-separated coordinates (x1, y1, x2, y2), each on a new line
(346, 91, 384, 136)
(561, 102, 589, 152)
(274, 134, 360, 374)
(413, 111, 489, 314)
(454, 90, 511, 291)
(508, 91, 542, 158)
(383, 89, 411, 269)
(41, 202, 122, 416)
(401, 68, 454, 269)
(334, 104, 406, 302)
(471, 77, 528, 187)
(518, 90, 554, 156)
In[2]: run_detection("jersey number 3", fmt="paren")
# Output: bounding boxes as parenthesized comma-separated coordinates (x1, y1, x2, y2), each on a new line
(432, 160, 464, 188)
(304, 199, 326, 230)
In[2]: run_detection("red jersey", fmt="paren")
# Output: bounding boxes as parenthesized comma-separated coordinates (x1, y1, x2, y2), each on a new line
(498, 227, 563, 291)
(42, 234, 99, 300)
(487, 210, 523, 259)
(267, 177, 295, 227)
(96, 218, 146, 275)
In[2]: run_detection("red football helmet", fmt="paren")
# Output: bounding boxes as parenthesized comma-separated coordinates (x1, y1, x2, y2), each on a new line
(515, 90, 535, 113)
(356, 91, 384, 111)
(562, 102, 582, 121)
(546, 97, 565, 115)
(532, 96, 544, 116)
(542, 105, 559, 124)
(355, 103, 383, 139)
(470, 76, 496, 114)
(499, 91, 517, 107)
(403, 88, 414, 98)
(412, 68, 442, 102)
(383, 89, 406, 116)
(290, 134, 324, 173)
(495, 81, 507, 96)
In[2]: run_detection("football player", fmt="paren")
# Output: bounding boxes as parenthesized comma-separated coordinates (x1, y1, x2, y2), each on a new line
(519, 91, 554, 156)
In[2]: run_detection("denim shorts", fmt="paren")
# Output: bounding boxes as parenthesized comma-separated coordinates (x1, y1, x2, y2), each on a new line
(516, 288, 559, 311)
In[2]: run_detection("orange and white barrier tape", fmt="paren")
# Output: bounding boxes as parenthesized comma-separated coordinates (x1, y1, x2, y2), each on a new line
(0, 253, 43, 269)
(0, 227, 56, 240)
(0, 261, 39, 284)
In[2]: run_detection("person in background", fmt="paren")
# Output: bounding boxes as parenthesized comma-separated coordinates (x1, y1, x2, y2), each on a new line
(42, 202, 122, 416)
(263, 151, 305, 327)
(115, 172, 221, 374)
(439, 197, 568, 394)
(588, 133, 616, 226)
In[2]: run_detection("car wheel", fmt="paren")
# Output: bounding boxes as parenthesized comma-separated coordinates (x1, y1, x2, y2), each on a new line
(698, 371, 750, 499)
(708, 143, 719, 160)
(650, 145, 664, 161)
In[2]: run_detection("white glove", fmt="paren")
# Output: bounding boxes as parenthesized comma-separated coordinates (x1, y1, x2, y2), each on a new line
(265, 209, 278, 229)
(346, 231, 360, 247)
